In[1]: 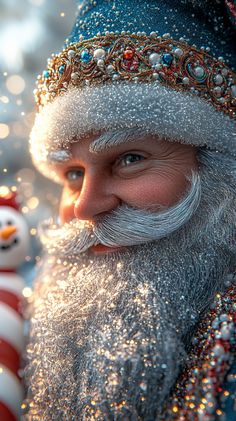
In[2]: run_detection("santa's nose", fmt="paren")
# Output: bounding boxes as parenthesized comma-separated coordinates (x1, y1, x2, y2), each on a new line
(73, 173, 120, 221)
(0, 225, 17, 240)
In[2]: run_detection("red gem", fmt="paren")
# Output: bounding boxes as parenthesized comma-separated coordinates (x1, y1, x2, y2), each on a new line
(123, 49, 135, 60)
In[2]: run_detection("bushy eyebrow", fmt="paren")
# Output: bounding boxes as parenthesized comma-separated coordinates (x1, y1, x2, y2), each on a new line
(89, 128, 152, 153)
(47, 128, 157, 164)
(48, 150, 73, 164)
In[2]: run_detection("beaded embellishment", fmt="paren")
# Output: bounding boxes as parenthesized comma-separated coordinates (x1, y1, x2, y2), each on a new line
(162, 284, 236, 420)
(35, 33, 236, 118)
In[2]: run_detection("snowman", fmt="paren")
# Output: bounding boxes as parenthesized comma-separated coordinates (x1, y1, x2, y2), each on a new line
(0, 190, 29, 421)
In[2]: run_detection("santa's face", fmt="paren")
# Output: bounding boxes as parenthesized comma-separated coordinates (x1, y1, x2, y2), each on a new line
(55, 133, 198, 253)
(26, 145, 236, 419)
(0, 207, 29, 269)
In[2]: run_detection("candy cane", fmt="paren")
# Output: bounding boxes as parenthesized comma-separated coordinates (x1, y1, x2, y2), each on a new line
(0, 272, 25, 420)
(0, 192, 29, 420)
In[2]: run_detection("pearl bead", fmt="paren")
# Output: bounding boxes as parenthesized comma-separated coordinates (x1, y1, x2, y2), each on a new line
(230, 85, 236, 98)
(219, 314, 229, 322)
(163, 33, 170, 39)
(93, 48, 106, 60)
(154, 63, 162, 70)
(221, 325, 231, 340)
(97, 59, 105, 67)
(214, 86, 222, 95)
(214, 74, 223, 85)
(152, 73, 159, 80)
(149, 53, 161, 65)
(68, 50, 75, 57)
(194, 66, 205, 78)
(150, 31, 157, 38)
(107, 65, 115, 74)
(183, 77, 190, 85)
(221, 68, 228, 76)
(212, 344, 224, 356)
(173, 48, 183, 57)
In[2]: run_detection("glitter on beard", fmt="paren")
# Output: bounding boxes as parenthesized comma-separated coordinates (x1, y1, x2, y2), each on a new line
(24, 149, 236, 420)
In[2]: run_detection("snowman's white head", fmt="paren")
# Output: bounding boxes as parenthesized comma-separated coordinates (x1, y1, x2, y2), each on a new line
(0, 206, 29, 269)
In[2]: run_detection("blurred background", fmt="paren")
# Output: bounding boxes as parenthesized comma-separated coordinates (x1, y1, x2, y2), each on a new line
(0, 0, 77, 285)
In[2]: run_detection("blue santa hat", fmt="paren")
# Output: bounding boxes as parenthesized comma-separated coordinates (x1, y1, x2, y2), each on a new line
(68, 0, 236, 69)
(30, 0, 236, 182)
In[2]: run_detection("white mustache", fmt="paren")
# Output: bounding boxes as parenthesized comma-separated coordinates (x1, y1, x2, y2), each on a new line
(40, 173, 201, 255)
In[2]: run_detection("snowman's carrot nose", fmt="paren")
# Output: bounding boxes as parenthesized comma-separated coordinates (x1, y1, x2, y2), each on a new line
(0, 225, 17, 240)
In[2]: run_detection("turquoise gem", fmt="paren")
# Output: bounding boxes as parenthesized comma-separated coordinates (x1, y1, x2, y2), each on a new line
(81, 49, 91, 63)
(43, 70, 50, 78)
(58, 65, 65, 74)
(162, 53, 173, 66)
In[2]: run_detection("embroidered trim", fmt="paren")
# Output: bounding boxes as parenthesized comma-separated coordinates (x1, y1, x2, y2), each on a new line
(35, 33, 236, 118)
(162, 283, 236, 420)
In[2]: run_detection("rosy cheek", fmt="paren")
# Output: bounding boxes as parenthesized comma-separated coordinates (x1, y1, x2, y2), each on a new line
(147, 176, 189, 207)
(122, 174, 189, 209)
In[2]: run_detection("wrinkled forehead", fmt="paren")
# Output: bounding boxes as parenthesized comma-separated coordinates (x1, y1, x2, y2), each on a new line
(47, 128, 153, 164)
(29, 84, 236, 184)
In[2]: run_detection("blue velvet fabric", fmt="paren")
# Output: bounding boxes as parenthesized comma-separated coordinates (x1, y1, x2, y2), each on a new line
(67, 0, 236, 70)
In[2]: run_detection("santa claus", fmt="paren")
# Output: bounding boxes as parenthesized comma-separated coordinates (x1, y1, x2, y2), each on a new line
(25, 1, 236, 419)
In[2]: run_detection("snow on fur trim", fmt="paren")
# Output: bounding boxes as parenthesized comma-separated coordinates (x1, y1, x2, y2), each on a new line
(30, 83, 236, 182)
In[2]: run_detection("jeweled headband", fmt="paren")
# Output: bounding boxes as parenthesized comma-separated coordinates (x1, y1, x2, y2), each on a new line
(35, 32, 236, 118)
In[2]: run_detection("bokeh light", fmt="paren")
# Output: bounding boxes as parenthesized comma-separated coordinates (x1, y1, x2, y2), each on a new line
(0, 123, 10, 139)
(6, 75, 26, 95)
(0, 0, 76, 286)
(0, 185, 10, 196)
(22, 287, 33, 298)
(27, 196, 39, 210)
(0, 96, 9, 104)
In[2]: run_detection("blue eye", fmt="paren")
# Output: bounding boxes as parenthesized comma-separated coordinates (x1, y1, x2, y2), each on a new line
(120, 154, 145, 167)
(65, 169, 84, 181)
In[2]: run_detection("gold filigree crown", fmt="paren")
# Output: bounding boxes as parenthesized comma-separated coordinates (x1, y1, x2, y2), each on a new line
(35, 33, 236, 118)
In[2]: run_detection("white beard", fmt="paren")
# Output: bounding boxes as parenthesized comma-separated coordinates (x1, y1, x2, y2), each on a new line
(25, 150, 236, 420)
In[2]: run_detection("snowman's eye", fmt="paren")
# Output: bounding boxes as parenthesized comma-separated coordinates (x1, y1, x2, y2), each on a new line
(7, 221, 13, 225)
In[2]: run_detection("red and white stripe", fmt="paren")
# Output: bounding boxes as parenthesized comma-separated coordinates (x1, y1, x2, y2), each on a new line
(0, 272, 25, 421)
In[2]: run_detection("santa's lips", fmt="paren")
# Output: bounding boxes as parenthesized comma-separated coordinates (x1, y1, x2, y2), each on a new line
(90, 244, 124, 253)
(0, 237, 19, 251)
